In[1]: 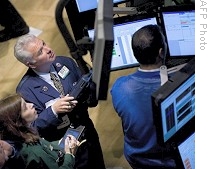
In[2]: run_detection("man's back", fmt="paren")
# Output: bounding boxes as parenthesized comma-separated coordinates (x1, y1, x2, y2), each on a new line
(111, 24, 176, 169)
(111, 69, 176, 168)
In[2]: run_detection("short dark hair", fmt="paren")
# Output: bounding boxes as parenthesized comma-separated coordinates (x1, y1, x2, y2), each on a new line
(131, 24, 165, 65)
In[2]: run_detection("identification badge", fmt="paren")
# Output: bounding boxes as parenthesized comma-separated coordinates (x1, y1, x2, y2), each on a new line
(58, 66, 69, 79)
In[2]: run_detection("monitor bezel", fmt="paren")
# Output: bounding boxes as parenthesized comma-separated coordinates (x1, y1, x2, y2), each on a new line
(158, 4, 195, 59)
(91, 0, 114, 100)
(151, 58, 195, 146)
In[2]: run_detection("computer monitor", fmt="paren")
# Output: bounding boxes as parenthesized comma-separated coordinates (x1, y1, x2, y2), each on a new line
(159, 5, 195, 58)
(91, 0, 114, 100)
(128, 0, 162, 12)
(175, 132, 195, 169)
(75, 0, 127, 13)
(151, 58, 195, 145)
(88, 14, 158, 70)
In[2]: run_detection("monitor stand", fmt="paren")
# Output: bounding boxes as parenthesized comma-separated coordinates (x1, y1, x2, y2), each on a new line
(113, 7, 138, 15)
(160, 65, 168, 86)
(160, 63, 187, 86)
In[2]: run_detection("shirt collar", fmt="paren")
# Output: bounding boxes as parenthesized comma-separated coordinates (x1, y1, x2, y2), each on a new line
(138, 67, 160, 72)
(33, 67, 58, 84)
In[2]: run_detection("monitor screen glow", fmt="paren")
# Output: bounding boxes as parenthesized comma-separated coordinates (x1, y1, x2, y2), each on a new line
(160, 73, 195, 143)
(178, 132, 195, 169)
(161, 8, 195, 57)
(88, 16, 158, 70)
(75, 0, 126, 13)
(152, 58, 195, 145)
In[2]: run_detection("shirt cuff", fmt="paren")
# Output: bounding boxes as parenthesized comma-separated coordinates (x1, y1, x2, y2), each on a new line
(51, 106, 58, 118)
(9, 146, 16, 158)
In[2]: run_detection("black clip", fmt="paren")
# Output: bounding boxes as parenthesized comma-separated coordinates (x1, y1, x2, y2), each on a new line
(56, 150, 65, 164)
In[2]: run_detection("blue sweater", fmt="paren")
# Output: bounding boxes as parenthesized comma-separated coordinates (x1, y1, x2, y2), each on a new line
(110, 69, 176, 168)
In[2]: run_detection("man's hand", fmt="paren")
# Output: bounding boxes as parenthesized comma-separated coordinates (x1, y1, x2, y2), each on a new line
(0, 140, 13, 169)
(64, 135, 86, 156)
(52, 94, 78, 114)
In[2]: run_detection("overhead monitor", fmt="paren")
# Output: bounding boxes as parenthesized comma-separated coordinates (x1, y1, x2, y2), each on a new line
(128, 0, 162, 12)
(88, 14, 158, 71)
(151, 58, 195, 145)
(75, 0, 127, 13)
(91, 0, 114, 100)
(159, 5, 195, 58)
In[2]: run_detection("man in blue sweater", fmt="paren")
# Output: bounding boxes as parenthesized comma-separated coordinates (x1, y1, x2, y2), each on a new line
(110, 25, 176, 169)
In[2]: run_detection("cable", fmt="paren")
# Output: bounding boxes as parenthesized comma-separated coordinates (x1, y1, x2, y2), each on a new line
(55, 0, 90, 74)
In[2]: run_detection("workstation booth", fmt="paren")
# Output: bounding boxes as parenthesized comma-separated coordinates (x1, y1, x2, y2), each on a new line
(55, 0, 195, 168)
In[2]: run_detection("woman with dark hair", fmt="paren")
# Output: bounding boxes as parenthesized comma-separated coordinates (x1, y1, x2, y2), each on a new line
(0, 94, 81, 169)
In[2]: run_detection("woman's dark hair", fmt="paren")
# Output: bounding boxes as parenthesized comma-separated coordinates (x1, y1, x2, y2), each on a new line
(0, 94, 39, 143)
(131, 24, 165, 65)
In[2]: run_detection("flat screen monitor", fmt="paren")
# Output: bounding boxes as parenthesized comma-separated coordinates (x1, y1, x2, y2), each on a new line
(75, 0, 127, 13)
(88, 14, 158, 71)
(176, 132, 195, 169)
(160, 5, 195, 58)
(151, 58, 195, 145)
(91, 0, 114, 100)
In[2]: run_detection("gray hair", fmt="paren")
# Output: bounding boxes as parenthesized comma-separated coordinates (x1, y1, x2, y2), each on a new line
(14, 34, 36, 65)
